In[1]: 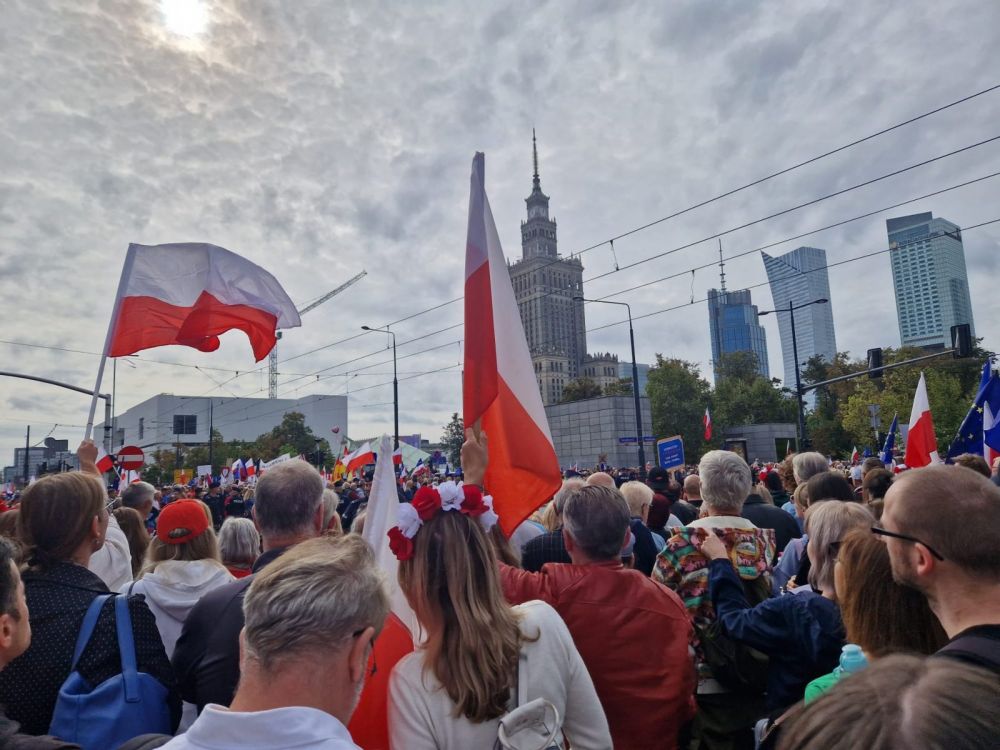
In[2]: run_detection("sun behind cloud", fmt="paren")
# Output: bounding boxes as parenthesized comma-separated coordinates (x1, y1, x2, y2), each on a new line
(159, 0, 209, 38)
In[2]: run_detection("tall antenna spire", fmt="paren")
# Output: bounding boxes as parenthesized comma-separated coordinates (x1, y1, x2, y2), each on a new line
(532, 128, 540, 188)
(718, 239, 727, 293)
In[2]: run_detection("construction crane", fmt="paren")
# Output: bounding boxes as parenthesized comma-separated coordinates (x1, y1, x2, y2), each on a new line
(269, 270, 368, 398)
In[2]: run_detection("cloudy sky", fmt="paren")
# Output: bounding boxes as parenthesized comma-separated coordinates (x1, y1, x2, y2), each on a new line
(2, 0, 999, 465)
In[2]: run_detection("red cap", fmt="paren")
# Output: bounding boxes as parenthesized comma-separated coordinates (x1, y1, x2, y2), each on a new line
(156, 500, 210, 545)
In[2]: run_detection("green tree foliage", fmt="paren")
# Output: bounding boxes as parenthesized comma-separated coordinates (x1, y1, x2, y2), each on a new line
(603, 378, 634, 397)
(560, 378, 603, 403)
(802, 353, 866, 457)
(646, 356, 713, 458)
(440, 413, 465, 467)
(254, 412, 330, 463)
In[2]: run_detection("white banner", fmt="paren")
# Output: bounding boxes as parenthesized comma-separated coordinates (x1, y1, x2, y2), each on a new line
(196, 464, 213, 478)
(262, 453, 293, 470)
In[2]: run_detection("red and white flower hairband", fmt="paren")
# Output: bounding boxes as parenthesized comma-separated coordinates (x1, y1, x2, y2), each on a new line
(387, 481, 498, 561)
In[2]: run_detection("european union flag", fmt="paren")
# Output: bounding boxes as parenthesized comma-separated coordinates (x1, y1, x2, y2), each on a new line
(881, 414, 899, 466)
(946, 359, 994, 461)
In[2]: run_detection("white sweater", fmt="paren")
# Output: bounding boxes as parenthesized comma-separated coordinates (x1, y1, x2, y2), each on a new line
(389, 600, 611, 750)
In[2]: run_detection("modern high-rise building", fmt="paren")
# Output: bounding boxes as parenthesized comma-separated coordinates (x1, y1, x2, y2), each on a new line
(509, 133, 588, 405)
(707, 288, 770, 381)
(761, 247, 838, 393)
(886, 212, 975, 349)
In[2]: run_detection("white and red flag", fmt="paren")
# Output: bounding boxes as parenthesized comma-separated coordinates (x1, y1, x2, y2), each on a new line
(704, 408, 712, 441)
(342, 442, 375, 474)
(463, 154, 561, 534)
(95, 444, 115, 474)
(106, 243, 301, 362)
(850, 446, 860, 464)
(392, 446, 403, 466)
(905, 372, 941, 468)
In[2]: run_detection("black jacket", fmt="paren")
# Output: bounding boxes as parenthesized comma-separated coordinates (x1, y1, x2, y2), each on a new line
(0, 563, 178, 736)
(172, 548, 286, 712)
(629, 518, 659, 577)
(519, 530, 570, 573)
(741, 494, 802, 555)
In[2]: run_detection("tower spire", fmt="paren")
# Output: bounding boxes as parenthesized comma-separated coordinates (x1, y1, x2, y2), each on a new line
(718, 239, 727, 293)
(532, 128, 540, 189)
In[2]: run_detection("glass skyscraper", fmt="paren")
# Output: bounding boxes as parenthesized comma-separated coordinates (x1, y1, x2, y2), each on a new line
(707, 288, 770, 381)
(761, 247, 838, 396)
(886, 212, 975, 349)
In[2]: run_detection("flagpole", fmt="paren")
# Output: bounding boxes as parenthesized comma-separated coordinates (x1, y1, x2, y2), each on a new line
(86, 244, 137, 442)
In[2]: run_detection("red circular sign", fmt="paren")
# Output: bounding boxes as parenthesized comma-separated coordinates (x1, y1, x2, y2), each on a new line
(117, 445, 145, 470)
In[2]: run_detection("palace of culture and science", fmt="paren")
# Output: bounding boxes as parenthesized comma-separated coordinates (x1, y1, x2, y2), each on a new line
(508, 133, 619, 405)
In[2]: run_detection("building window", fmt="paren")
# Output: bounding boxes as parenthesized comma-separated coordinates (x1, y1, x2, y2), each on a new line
(173, 414, 197, 435)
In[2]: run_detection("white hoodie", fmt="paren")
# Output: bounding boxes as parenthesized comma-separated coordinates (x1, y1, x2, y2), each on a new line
(123, 559, 235, 658)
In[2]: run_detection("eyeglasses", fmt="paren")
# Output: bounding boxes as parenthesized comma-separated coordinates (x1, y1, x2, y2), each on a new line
(871, 526, 945, 561)
(353, 629, 377, 677)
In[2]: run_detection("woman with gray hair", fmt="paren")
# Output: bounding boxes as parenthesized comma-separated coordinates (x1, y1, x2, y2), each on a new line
(218, 517, 261, 579)
(698, 501, 874, 713)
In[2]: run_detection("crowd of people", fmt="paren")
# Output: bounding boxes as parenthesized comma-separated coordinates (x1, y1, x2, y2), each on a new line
(0, 435, 997, 749)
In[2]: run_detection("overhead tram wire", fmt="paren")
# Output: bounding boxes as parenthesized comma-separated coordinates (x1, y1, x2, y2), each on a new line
(231, 84, 1000, 368)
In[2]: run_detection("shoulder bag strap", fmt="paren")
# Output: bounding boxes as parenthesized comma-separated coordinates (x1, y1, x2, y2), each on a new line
(115, 594, 141, 703)
(70, 594, 112, 669)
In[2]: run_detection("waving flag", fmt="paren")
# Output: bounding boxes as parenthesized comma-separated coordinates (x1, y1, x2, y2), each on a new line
(981, 372, 1000, 466)
(703, 408, 712, 441)
(343, 442, 375, 474)
(850, 446, 859, 464)
(463, 153, 561, 534)
(392, 446, 403, 466)
(106, 243, 301, 362)
(947, 360, 995, 461)
(905, 373, 940, 468)
(881, 414, 898, 466)
(95, 444, 115, 474)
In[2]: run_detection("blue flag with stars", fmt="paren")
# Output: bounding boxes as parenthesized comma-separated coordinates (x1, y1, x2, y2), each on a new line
(946, 359, 994, 461)
(881, 414, 898, 466)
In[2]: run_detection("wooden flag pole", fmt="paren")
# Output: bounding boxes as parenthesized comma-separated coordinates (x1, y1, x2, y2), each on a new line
(86, 245, 137, 441)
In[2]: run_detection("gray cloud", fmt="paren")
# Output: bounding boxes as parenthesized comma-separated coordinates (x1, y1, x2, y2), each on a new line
(1, 0, 999, 463)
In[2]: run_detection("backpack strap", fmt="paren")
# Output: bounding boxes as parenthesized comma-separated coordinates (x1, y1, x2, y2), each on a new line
(939, 634, 1000, 670)
(70, 594, 112, 669)
(114, 594, 141, 703)
(517, 645, 528, 708)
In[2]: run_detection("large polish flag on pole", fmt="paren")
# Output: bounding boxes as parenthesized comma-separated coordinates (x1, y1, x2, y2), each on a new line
(463, 153, 562, 535)
(85, 242, 300, 440)
(905, 372, 941, 468)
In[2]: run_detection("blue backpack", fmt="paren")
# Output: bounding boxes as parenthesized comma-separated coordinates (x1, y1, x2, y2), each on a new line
(49, 594, 172, 750)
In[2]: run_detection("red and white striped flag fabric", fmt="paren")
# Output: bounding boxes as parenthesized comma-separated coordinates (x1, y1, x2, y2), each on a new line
(463, 153, 561, 535)
(392, 446, 403, 466)
(107, 243, 301, 362)
(905, 372, 941, 468)
(850, 446, 860, 464)
(704, 408, 712, 441)
(343, 442, 375, 474)
(95, 444, 115, 474)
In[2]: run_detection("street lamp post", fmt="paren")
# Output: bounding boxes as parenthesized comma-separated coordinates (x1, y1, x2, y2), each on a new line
(758, 298, 828, 450)
(361, 325, 399, 450)
(574, 297, 646, 479)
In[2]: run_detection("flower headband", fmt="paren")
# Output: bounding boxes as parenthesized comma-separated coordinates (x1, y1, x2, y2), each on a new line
(387, 481, 499, 561)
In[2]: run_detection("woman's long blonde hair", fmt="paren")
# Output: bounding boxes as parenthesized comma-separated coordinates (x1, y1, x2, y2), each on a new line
(398, 509, 523, 723)
(139, 501, 225, 578)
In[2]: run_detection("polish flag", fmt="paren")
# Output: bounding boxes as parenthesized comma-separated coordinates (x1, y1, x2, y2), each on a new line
(392, 446, 403, 466)
(905, 372, 941, 468)
(343, 442, 375, 474)
(850, 446, 860, 464)
(350, 436, 417, 748)
(95, 444, 115, 474)
(704, 408, 712, 441)
(106, 243, 301, 362)
(463, 154, 561, 535)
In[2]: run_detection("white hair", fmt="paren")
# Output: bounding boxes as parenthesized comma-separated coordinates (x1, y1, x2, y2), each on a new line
(698, 450, 752, 514)
(619, 481, 654, 517)
(218, 517, 260, 568)
(793, 452, 829, 484)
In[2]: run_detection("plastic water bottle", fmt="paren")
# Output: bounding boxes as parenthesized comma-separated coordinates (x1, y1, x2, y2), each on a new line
(837, 644, 868, 676)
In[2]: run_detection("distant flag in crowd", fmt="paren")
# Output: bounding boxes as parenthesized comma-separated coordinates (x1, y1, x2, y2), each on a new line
(350, 436, 417, 747)
(785, 440, 794, 457)
(850, 446, 860, 464)
(343, 442, 375, 474)
(411, 458, 428, 478)
(947, 359, 996, 462)
(392, 446, 403, 466)
(981, 370, 1000, 466)
(862, 446, 873, 458)
(245, 459, 257, 479)
(905, 373, 940, 468)
(462, 153, 561, 534)
(95, 444, 115, 474)
(703, 408, 712, 441)
(881, 414, 899, 466)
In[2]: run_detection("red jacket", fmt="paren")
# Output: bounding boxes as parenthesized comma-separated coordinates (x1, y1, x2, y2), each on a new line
(501, 561, 696, 750)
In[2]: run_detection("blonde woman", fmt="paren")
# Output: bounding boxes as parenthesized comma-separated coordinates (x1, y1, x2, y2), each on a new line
(387, 482, 611, 749)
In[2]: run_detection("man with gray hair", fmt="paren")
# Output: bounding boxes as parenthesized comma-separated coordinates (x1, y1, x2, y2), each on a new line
(173, 459, 326, 713)
(121, 480, 156, 520)
(792, 451, 829, 485)
(161, 535, 388, 749)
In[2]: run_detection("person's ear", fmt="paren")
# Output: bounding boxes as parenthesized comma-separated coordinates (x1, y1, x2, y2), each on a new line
(915, 544, 937, 578)
(348, 626, 375, 684)
(313, 504, 324, 533)
(251, 506, 261, 533)
(90, 514, 102, 540)
(0, 614, 14, 652)
(562, 528, 576, 555)
(622, 529, 631, 549)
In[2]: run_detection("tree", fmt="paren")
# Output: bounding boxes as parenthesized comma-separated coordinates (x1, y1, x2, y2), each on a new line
(715, 351, 764, 383)
(712, 376, 797, 431)
(603, 378, 633, 397)
(802, 352, 865, 457)
(560, 378, 603, 403)
(254, 412, 330, 465)
(646, 356, 712, 459)
(440, 413, 465, 467)
(182, 429, 230, 474)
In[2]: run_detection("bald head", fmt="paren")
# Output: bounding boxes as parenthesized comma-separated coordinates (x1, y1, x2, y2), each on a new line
(586, 472, 616, 489)
(884, 465, 1000, 578)
(683, 474, 701, 500)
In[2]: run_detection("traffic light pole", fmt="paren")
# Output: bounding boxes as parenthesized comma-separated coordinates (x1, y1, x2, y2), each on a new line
(799, 348, 963, 393)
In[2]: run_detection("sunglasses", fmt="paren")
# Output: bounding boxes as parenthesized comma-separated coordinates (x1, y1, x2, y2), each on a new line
(871, 525, 945, 561)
